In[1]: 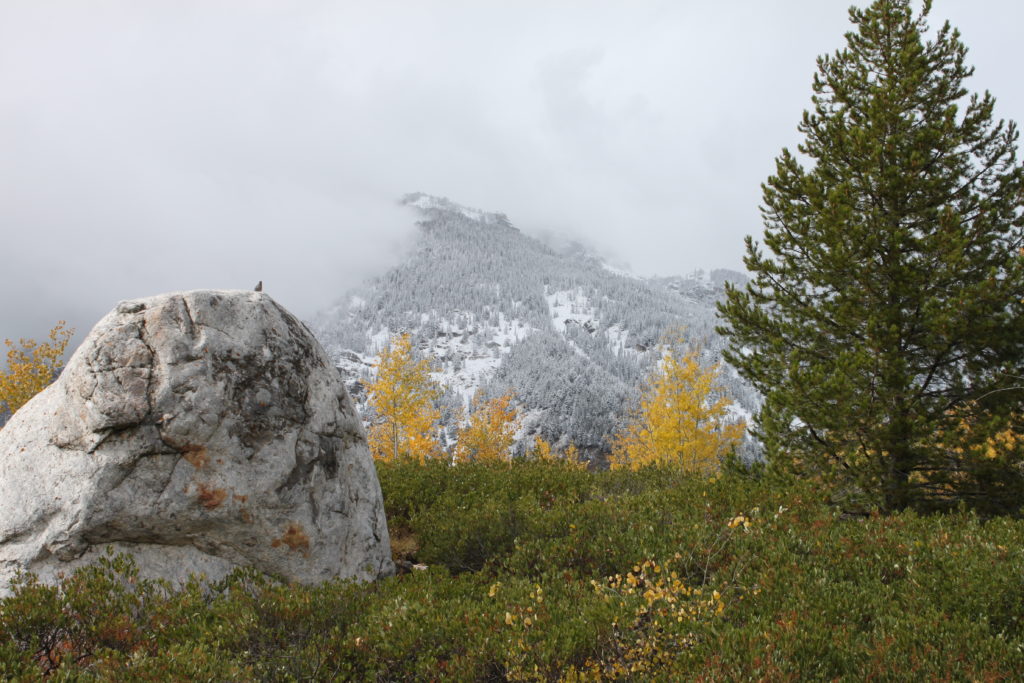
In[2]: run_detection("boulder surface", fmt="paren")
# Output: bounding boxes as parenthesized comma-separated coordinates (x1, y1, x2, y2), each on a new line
(0, 290, 393, 594)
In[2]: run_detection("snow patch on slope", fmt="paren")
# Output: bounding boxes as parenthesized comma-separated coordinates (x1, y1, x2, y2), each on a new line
(546, 287, 599, 335)
(347, 311, 534, 411)
(604, 324, 629, 354)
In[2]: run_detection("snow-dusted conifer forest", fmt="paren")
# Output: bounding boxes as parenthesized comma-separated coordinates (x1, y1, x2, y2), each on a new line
(309, 194, 759, 461)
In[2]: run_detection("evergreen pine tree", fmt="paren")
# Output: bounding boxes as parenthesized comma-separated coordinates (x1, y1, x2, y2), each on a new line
(717, 0, 1024, 513)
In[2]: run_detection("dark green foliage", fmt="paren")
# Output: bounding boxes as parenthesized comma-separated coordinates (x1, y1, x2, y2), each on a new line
(717, 0, 1024, 513)
(4, 460, 1024, 679)
(0, 552, 252, 680)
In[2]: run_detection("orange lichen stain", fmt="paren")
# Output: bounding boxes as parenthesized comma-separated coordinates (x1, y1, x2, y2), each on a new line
(240, 509, 254, 523)
(271, 523, 311, 554)
(233, 494, 248, 503)
(196, 483, 227, 509)
(182, 445, 209, 469)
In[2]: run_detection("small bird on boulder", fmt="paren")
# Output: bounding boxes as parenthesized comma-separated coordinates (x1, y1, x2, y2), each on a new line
(254, 281, 263, 292)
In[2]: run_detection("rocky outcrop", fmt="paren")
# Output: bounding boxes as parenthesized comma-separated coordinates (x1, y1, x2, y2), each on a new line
(0, 290, 393, 595)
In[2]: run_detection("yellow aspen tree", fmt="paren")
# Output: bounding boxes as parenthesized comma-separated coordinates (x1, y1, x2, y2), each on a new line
(455, 392, 518, 463)
(562, 443, 587, 470)
(528, 435, 554, 461)
(366, 334, 442, 464)
(528, 435, 587, 469)
(0, 321, 74, 418)
(609, 345, 744, 474)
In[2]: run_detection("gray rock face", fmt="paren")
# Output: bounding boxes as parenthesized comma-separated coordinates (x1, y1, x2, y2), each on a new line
(0, 290, 393, 595)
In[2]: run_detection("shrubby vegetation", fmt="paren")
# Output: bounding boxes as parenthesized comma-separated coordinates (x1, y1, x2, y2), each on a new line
(3, 460, 1024, 679)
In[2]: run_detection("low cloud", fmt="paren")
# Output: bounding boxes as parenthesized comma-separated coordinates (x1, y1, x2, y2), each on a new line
(1, 0, 1020, 349)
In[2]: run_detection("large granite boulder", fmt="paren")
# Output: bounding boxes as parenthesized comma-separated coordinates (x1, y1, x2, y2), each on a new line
(0, 290, 393, 595)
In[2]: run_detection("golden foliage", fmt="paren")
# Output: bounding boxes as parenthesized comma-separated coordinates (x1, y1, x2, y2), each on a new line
(575, 558, 726, 678)
(528, 435, 587, 469)
(952, 402, 1021, 462)
(527, 434, 553, 460)
(609, 344, 744, 473)
(563, 444, 585, 469)
(983, 423, 1020, 460)
(455, 392, 518, 463)
(0, 321, 74, 418)
(921, 403, 1024, 503)
(497, 552, 741, 681)
(366, 334, 442, 464)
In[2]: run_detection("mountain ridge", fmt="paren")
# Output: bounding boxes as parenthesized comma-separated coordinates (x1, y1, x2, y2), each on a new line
(309, 194, 757, 462)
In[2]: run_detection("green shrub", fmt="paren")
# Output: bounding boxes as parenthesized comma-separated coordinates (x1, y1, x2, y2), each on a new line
(3, 460, 1023, 679)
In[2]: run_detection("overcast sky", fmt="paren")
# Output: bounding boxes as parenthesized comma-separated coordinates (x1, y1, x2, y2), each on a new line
(1, 1, 1021, 349)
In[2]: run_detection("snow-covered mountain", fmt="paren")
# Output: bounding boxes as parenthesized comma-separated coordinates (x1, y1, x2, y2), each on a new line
(309, 193, 757, 462)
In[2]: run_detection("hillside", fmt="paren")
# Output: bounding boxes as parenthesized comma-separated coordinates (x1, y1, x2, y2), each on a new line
(309, 194, 758, 460)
